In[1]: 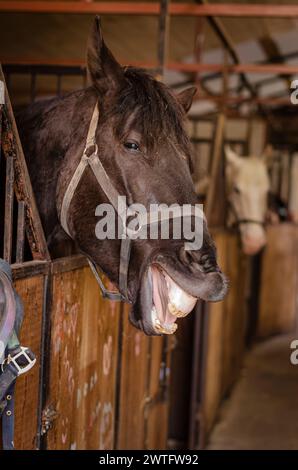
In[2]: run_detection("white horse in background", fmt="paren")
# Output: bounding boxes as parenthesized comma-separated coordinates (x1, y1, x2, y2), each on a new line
(224, 145, 270, 255)
(195, 146, 271, 256)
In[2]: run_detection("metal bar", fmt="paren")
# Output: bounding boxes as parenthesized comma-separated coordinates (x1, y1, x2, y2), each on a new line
(30, 72, 36, 103)
(0, 104, 2, 165)
(195, 94, 293, 107)
(56, 74, 62, 97)
(3, 156, 14, 263)
(16, 200, 25, 263)
(1, 2, 298, 17)
(4, 59, 298, 75)
(157, 0, 170, 78)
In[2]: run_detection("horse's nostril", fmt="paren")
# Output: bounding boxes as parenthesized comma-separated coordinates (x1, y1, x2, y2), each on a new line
(200, 254, 209, 263)
(179, 248, 194, 265)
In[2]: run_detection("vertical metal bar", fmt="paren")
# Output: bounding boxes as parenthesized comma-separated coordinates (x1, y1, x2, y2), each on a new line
(30, 72, 36, 103)
(0, 104, 3, 165)
(3, 156, 14, 263)
(56, 74, 62, 97)
(82, 70, 87, 89)
(16, 200, 25, 263)
(157, 0, 170, 79)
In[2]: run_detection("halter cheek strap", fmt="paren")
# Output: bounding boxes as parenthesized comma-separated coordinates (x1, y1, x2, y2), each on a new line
(60, 103, 127, 302)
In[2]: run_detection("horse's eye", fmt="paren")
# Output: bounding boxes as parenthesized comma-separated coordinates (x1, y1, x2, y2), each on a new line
(124, 141, 140, 152)
(233, 186, 241, 194)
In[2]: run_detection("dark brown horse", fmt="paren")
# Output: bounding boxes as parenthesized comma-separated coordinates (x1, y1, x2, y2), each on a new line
(17, 18, 227, 335)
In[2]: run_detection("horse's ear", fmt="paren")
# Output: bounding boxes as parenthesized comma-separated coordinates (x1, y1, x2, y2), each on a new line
(87, 16, 124, 95)
(176, 87, 197, 113)
(224, 145, 242, 168)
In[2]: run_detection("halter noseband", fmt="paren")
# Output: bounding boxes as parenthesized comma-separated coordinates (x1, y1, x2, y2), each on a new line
(60, 102, 202, 303)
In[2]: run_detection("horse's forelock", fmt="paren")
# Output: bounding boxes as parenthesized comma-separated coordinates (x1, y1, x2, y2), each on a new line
(102, 67, 192, 165)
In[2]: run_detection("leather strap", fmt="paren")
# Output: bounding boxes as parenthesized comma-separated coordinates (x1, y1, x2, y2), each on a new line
(60, 102, 131, 301)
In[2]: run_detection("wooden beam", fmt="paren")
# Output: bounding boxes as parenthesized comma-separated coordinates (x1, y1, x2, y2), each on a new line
(1, 2, 298, 17)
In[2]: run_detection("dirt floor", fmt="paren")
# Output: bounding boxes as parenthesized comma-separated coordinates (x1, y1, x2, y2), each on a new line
(207, 333, 298, 450)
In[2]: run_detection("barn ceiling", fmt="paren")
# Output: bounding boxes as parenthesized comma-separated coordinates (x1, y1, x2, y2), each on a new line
(0, 0, 298, 114)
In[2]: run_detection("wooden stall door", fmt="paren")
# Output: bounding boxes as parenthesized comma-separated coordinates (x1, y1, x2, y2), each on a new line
(45, 263, 121, 450)
(258, 224, 298, 337)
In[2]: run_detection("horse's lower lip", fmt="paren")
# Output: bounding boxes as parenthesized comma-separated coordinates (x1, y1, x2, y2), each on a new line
(148, 265, 197, 335)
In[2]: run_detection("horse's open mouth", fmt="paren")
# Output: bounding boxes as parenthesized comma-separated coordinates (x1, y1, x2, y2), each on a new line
(131, 254, 227, 336)
(148, 265, 197, 335)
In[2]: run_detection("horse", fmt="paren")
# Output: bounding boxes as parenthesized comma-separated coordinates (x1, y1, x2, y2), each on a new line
(195, 145, 272, 255)
(16, 18, 227, 335)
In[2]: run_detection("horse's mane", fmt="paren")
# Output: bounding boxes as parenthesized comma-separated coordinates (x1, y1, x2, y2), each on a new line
(106, 66, 193, 164)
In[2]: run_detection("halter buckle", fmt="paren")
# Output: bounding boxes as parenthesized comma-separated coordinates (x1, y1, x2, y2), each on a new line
(1, 347, 36, 376)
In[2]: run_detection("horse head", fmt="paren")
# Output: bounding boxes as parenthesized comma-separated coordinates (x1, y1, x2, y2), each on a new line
(225, 145, 270, 255)
(53, 18, 228, 335)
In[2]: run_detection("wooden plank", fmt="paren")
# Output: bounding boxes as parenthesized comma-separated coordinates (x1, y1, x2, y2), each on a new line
(51, 254, 88, 274)
(16, 200, 26, 263)
(13, 275, 45, 449)
(3, 156, 14, 263)
(258, 224, 298, 337)
(1, 2, 298, 18)
(221, 233, 248, 395)
(45, 267, 121, 449)
(116, 305, 150, 450)
(203, 230, 250, 435)
(12, 260, 49, 280)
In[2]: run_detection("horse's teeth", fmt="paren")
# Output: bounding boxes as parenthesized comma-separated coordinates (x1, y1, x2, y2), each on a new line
(168, 303, 189, 318)
(168, 281, 197, 317)
(155, 321, 177, 335)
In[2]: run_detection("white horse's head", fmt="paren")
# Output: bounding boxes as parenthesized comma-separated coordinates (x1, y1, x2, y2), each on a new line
(225, 145, 270, 255)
